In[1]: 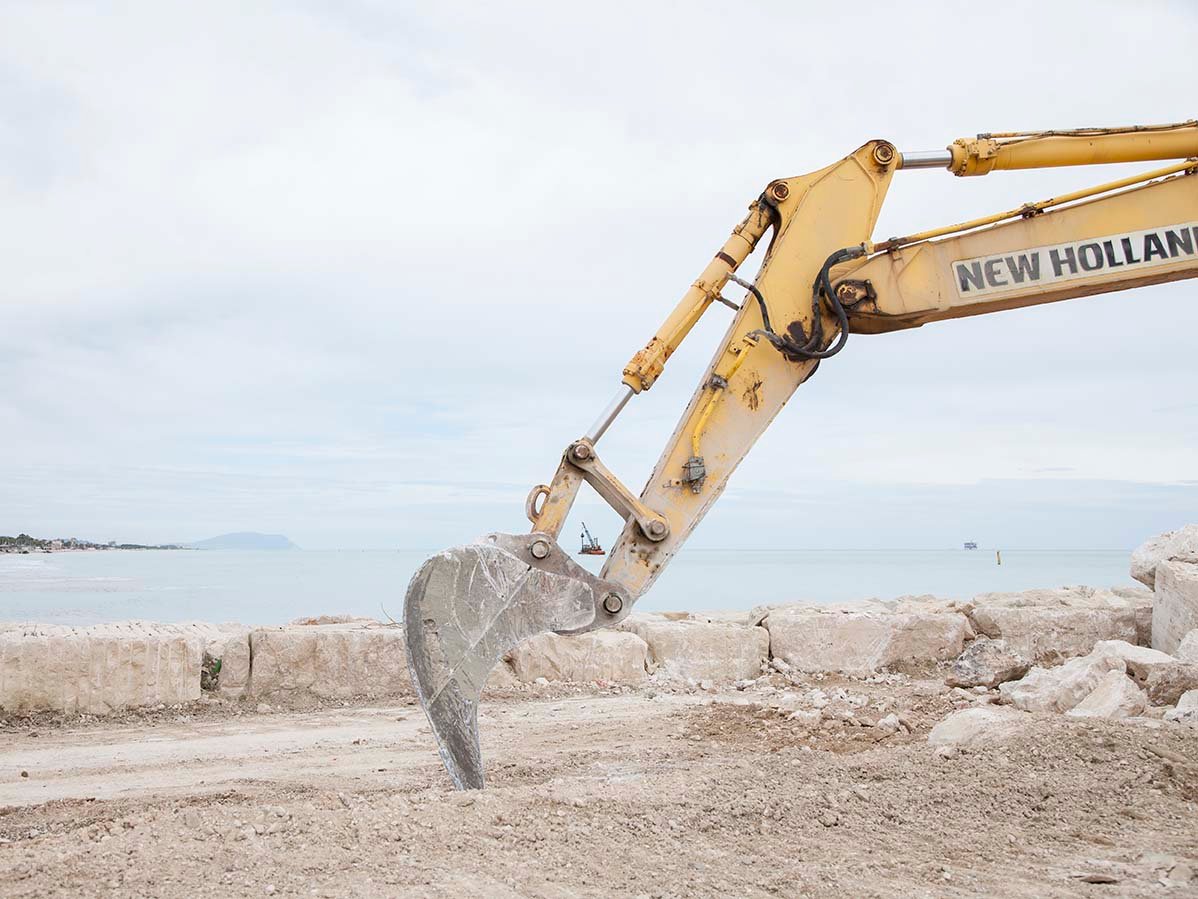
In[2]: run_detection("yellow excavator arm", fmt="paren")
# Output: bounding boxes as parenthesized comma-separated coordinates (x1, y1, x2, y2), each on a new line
(404, 121, 1198, 789)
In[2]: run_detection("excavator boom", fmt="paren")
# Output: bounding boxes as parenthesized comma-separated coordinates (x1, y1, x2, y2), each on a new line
(404, 121, 1198, 788)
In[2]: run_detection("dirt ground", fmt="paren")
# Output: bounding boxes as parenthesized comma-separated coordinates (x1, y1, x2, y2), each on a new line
(1, 674, 1196, 898)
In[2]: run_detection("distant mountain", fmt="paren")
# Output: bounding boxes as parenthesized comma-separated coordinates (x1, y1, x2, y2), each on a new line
(190, 532, 299, 551)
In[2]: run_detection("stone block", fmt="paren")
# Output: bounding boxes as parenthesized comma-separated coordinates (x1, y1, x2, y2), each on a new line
(248, 623, 410, 699)
(1177, 630, 1198, 664)
(967, 587, 1138, 664)
(764, 607, 968, 675)
(927, 707, 1031, 749)
(1065, 669, 1146, 720)
(618, 616, 767, 681)
(998, 651, 1125, 713)
(1164, 689, 1198, 725)
(945, 638, 1030, 688)
(167, 622, 252, 698)
(505, 631, 648, 684)
(1137, 662, 1198, 706)
(1131, 525, 1198, 589)
(0, 621, 201, 714)
(1152, 560, 1198, 655)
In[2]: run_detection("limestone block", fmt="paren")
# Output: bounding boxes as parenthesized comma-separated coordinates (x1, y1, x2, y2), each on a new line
(1177, 630, 1198, 663)
(927, 707, 1031, 749)
(248, 623, 410, 698)
(1164, 689, 1198, 725)
(1065, 669, 1146, 720)
(1090, 639, 1174, 671)
(1109, 585, 1156, 645)
(764, 607, 968, 675)
(1152, 560, 1198, 655)
(167, 622, 252, 697)
(998, 652, 1126, 714)
(618, 616, 767, 681)
(1130, 525, 1198, 588)
(505, 631, 648, 684)
(0, 621, 201, 715)
(1137, 662, 1198, 706)
(945, 638, 1030, 688)
(1087, 638, 1197, 704)
(968, 587, 1138, 664)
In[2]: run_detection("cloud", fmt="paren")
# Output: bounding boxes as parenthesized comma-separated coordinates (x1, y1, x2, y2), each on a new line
(1, 1, 1196, 551)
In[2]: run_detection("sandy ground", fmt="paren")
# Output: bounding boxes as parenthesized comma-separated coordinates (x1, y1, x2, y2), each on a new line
(1, 676, 1196, 898)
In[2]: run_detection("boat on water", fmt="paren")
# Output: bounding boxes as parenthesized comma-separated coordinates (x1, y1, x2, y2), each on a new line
(579, 523, 605, 556)
(963, 541, 978, 550)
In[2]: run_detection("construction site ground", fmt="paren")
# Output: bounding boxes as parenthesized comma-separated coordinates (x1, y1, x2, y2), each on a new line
(1, 676, 1196, 898)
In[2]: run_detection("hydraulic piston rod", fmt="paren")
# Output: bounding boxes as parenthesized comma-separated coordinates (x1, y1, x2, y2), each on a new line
(584, 384, 635, 443)
(898, 150, 952, 169)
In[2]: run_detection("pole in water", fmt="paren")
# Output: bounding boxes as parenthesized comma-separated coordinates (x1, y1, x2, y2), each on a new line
(996, 550, 1002, 566)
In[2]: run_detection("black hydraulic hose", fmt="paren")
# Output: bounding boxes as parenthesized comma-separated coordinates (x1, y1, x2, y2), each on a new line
(743, 245, 865, 361)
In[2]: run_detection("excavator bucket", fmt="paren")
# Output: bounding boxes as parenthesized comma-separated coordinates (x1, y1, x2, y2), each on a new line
(403, 532, 628, 789)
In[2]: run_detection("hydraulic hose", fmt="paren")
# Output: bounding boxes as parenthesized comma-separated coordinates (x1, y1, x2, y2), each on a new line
(734, 245, 866, 362)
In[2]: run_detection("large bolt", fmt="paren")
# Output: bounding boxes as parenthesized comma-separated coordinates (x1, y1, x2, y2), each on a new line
(529, 539, 551, 560)
(602, 593, 623, 615)
(647, 520, 667, 537)
(770, 182, 790, 201)
(572, 444, 592, 461)
(873, 143, 896, 166)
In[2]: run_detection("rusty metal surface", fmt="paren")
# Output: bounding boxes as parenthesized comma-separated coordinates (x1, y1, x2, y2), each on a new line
(403, 533, 628, 789)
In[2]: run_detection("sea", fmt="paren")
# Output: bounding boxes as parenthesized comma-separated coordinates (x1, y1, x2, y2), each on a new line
(0, 547, 1139, 627)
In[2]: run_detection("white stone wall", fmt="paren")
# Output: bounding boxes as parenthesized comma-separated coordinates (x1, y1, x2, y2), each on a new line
(248, 623, 411, 699)
(0, 621, 201, 715)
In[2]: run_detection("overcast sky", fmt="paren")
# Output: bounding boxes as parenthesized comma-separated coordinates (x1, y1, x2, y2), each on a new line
(2, 1, 1195, 551)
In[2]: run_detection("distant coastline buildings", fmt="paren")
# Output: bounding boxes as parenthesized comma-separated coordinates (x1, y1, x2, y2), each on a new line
(0, 533, 186, 554)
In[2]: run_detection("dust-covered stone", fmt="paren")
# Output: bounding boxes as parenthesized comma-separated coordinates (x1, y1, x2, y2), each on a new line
(764, 606, 968, 675)
(1131, 525, 1198, 589)
(505, 631, 648, 684)
(945, 638, 1029, 688)
(1164, 689, 1198, 725)
(618, 616, 767, 682)
(927, 706, 1031, 748)
(966, 586, 1141, 664)
(0, 621, 202, 714)
(998, 651, 1126, 713)
(1177, 630, 1198, 663)
(1152, 559, 1198, 655)
(1065, 669, 1146, 720)
(248, 623, 410, 699)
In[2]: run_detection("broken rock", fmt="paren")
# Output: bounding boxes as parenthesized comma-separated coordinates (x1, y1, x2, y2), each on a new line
(1130, 525, 1198, 589)
(1163, 689, 1198, 725)
(927, 706, 1031, 749)
(1137, 662, 1198, 706)
(945, 638, 1030, 688)
(1177, 630, 1198, 664)
(1065, 669, 1146, 720)
(618, 616, 767, 682)
(1152, 559, 1198, 655)
(998, 652, 1126, 713)
(764, 606, 968, 675)
(967, 587, 1140, 664)
(1090, 639, 1198, 705)
(506, 631, 648, 685)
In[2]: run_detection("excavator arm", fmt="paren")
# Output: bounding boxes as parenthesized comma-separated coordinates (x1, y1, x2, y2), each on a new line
(404, 122, 1198, 789)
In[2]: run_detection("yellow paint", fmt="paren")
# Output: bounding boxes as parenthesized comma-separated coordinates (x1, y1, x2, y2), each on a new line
(879, 159, 1196, 250)
(947, 122, 1198, 176)
(523, 124, 1198, 602)
(690, 337, 755, 459)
